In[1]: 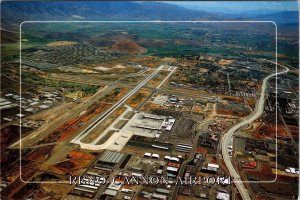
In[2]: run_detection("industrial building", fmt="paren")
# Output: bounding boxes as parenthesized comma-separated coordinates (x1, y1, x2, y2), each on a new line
(121, 112, 176, 138)
(98, 151, 125, 164)
(201, 163, 220, 173)
(175, 144, 193, 153)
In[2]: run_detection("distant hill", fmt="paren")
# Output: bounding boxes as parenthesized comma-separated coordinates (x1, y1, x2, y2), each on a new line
(1, 1, 222, 29)
(1, 2, 298, 29)
(110, 40, 147, 54)
(252, 11, 299, 23)
(1, 1, 298, 44)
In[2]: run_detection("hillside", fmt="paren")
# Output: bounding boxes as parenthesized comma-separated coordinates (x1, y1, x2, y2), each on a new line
(110, 40, 147, 54)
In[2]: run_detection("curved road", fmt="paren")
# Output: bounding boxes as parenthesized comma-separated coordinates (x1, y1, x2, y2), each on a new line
(221, 66, 289, 200)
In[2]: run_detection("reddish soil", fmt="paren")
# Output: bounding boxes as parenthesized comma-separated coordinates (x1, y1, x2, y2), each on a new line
(252, 123, 287, 139)
(196, 147, 208, 154)
(288, 125, 299, 140)
(52, 150, 96, 176)
(110, 40, 147, 54)
(58, 103, 111, 141)
(245, 163, 274, 180)
(26, 146, 54, 162)
(1, 166, 36, 199)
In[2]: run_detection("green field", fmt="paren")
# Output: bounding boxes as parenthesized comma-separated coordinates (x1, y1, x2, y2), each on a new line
(2, 22, 297, 65)
(22, 72, 99, 95)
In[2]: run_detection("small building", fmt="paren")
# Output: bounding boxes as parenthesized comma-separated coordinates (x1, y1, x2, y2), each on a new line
(195, 154, 202, 159)
(3, 118, 13, 122)
(108, 182, 121, 191)
(131, 172, 143, 177)
(43, 100, 52, 104)
(104, 189, 118, 197)
(121, 188, 133, 193)
(39, 105, 50, 109)
(30, 102, 39, 106)
(152, 154, 160, 159)
(44, 93, 55, 98)
(156, 188, 170, 195)
(170, 157, 180, 162)
(144, 152, 151, 158)
(16, 114, 25, 118)
(164, 156, 171, 160)
(0, 101, 12, 106)
(166, 166, 178, 173)
(216, 192, 230, 200)
(176, 144, 193, 153)
(169, 95, 178, 103)
(165, 118, 175, 131)
(25, 108, 34, 113)
(207, 163, 219, 169)
(0, 104, 15, 110)
(201, 166, 218, 173)
(285, 167, 297, 174)
(152, 193, 167, 200)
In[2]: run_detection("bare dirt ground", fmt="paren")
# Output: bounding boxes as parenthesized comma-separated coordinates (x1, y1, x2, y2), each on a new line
(218, 59, 235, 66)
(126, 88, 151, 108)
(10, 86, 110, 148)
(47, 41, 78, 47)
(28, 101, 77, 123)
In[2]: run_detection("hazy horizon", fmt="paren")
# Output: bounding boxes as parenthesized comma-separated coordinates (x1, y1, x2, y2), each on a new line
(164, 1, 298, 13)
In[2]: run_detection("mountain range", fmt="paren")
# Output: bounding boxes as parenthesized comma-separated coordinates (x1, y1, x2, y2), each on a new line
(1, 1, 298, 30)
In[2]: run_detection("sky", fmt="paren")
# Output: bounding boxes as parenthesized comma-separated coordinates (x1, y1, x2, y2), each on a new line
(165, 1, 298, 13)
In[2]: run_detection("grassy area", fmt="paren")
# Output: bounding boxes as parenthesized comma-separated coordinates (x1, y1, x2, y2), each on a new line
(3, 22, 298, 66)
(22, 72, 99, 95)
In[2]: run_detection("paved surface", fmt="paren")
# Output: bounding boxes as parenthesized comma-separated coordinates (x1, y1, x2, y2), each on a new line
(156, 66, 177, 89)
(71, 65, 164, 148)
(221, 66, 289, 200)
(10, 85, 114, 149)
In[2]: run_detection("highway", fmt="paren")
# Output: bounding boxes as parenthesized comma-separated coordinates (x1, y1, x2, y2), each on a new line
(221, 66, 289, 200)
(71, 65, 164, 145)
